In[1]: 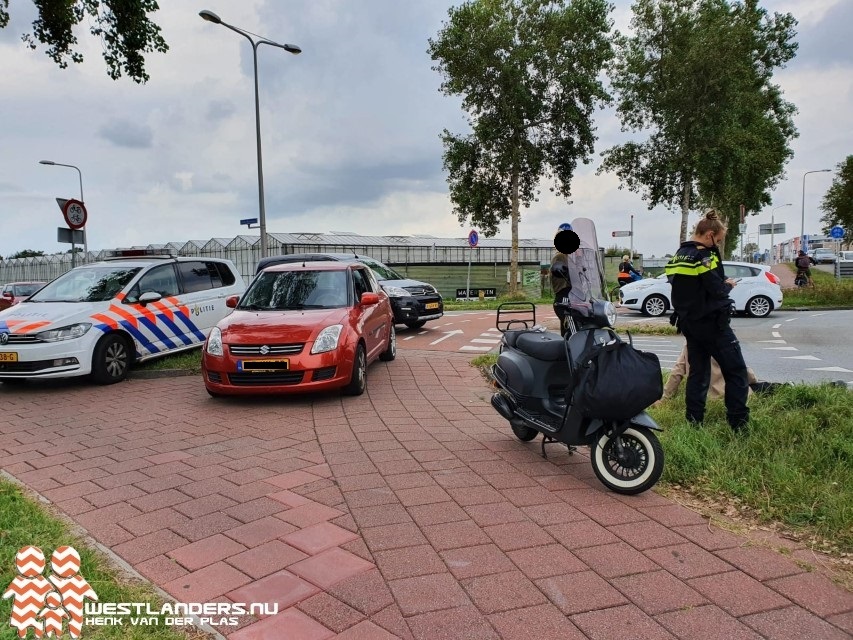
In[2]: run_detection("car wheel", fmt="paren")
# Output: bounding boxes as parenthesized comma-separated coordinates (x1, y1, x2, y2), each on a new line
(91, 333, 132, 385)
(746, 295, 772, 318)
(642, 295, 668, 317)
(342, 343, 367, 396)
(379, 325, 396, 361)
(404, 320, 426, 330)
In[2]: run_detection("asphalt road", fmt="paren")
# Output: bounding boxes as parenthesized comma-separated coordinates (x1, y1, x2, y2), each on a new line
(400, 307, 853, 386)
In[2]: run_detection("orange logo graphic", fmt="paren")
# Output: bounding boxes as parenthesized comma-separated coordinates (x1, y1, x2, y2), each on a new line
(3, 546, 97, 638)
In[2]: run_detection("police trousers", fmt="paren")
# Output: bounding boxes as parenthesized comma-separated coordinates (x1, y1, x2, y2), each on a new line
(681, 315, 750, 430)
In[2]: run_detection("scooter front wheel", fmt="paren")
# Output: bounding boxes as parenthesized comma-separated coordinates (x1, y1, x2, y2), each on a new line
(591, 426, 664, 495)
(510, 419, 538, 442)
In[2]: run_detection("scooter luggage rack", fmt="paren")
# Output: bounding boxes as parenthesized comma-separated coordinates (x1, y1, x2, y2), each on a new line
(495, 302, 536, 332)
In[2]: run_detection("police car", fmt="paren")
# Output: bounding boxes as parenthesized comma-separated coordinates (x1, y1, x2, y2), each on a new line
(0, 251, 245, 385)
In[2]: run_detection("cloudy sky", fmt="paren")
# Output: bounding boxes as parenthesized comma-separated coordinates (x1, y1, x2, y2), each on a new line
(0, 0, 850, 260)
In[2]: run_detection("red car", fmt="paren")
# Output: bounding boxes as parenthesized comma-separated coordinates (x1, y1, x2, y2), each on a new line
(0, 282, 46, 311)
(202, 262, 396, 396)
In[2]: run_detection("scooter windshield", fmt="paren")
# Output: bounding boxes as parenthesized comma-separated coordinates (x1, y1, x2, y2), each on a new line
(562, 217, 607, 304)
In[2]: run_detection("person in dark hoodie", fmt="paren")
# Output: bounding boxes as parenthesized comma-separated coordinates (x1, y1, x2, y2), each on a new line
(664, 209, 750, 433)
(550, 223, 574, 336)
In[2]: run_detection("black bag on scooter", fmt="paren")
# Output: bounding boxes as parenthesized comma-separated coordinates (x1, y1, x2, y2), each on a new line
(572, 331, 663, 421)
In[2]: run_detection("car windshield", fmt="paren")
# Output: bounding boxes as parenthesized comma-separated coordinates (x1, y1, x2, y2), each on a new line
(240, 270, 349, 310)
(27, 267, 141, 303)
(358, 258, 403, 281)
(14, 284, 43, 297)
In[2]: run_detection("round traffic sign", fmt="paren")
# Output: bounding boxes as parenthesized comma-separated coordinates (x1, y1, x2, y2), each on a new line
(62, 199, 87, 230)
(468, 229, 479, 248)
(830, 225, 845, 239)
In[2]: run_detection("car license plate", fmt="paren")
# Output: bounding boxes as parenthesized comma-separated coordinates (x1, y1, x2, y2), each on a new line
(238, 359, 289, 372)
(425, 303, 439, 310)
(0, 352, 18, 362)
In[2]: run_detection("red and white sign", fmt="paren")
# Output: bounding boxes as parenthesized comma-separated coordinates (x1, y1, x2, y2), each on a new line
(62, 199, 87, 230)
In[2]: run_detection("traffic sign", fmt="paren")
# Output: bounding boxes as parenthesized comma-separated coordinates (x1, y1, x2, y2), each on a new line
(62, 199, 87, 230)
(830, 225, 845, 239)
(738, 223, 747, 234)
(758, 223, 785, 235)
(57, 227, 84, 244)
(240, 217, 259, 226)
(612, 231, 632, 237)
(468, 229, 479, 247)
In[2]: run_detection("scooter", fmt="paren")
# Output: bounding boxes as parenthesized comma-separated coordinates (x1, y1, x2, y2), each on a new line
(489, 219, 664, 495)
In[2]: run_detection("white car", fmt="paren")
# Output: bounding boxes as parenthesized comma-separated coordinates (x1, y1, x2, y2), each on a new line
(618, 261, 783, 318)
(838, 251, 853, 262)
(0, 252, 245, 385)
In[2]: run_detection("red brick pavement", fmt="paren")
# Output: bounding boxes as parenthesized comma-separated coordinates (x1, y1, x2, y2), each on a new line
(1, 352, 851, 639)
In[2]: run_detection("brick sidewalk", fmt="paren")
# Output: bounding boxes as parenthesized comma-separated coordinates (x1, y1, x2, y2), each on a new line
(1, 353, 851, 639)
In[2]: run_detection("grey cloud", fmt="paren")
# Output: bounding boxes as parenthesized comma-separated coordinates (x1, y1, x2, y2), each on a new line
(97, 120, 154, 149)
(207, 100, 236, 121)
(791, 1, 853, 67)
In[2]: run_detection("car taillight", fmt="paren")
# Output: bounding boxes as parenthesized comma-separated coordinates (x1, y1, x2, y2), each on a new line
(765, 271, 780, 285)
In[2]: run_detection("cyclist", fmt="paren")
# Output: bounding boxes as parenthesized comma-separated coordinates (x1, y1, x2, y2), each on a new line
(794, 250, 815, 287)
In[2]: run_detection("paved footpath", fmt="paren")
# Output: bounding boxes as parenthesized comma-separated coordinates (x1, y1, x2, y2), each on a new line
(1, 352, 851, 639)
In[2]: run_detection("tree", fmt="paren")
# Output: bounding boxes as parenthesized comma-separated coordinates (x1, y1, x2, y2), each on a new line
(8, 250, 45, 259)
(0, 1, 168, 83)
(428, 0, 614, 293)
(600, 0, 798, 253)
(820, 155, 853, 246)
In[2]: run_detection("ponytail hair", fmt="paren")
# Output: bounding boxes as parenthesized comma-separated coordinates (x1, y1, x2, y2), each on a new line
(694, 209, 727, 237)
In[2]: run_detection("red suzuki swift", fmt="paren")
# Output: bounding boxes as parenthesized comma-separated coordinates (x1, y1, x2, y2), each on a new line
(202, 262, 396, 396)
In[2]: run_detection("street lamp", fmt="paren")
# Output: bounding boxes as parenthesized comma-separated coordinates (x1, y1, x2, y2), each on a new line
(199, 9, 301, 259)
(39, 160, 87, 266)
(770, 203, 792, 263)
(801, 169, 832, 252)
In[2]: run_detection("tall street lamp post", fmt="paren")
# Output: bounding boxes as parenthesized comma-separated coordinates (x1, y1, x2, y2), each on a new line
(39, 160, 87, 266)
(801, 169, 832, 252)
(771, 203, 792, 263)
(199, 9, 301, 259)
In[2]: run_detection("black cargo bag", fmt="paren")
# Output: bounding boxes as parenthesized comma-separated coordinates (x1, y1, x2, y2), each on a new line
(571, 330, 663, 421)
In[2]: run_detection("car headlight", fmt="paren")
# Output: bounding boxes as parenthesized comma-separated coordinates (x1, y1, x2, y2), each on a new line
(36, 323, 92, 342)
(206, 327, 224, 356)
(311, 324, 343, 354)
(382, 286, 410, 298)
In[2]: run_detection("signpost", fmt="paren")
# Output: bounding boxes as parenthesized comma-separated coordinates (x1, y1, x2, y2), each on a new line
(611, 230, 631, 237)
(465, 230, 479, 301)
(831, 226, 845, 278)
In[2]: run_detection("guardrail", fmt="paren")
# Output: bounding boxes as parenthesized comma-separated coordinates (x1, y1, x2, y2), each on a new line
(834, 261, 853, 278)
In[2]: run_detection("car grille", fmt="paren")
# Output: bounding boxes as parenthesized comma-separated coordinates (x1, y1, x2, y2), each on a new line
(312, 366, 337, 381)
(229, 343, 304, 356)
(404, 286, 434, 296)
(0, 360, 55, 373)
(3, 334, 42, 344)
(228, 371, 305, 386)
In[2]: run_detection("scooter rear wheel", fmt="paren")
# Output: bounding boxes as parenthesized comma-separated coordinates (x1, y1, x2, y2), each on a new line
(510, 419, 538, 442)
(591, 426, 663, 495)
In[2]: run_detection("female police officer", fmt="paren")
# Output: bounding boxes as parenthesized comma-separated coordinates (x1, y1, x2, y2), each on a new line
(664, 210, 750, 433)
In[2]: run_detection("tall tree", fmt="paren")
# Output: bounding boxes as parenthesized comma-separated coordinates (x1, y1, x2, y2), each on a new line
(600, 0, 798, 252)
(428, 0, 614, 293)
(820, 155, 853, 246)
(8, 250, 45, 259)
(0, 0, 168, 83)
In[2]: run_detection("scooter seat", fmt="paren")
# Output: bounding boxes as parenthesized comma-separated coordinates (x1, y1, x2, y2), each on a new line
(515, 331, 566, 361)
(502, 330, 528, 349)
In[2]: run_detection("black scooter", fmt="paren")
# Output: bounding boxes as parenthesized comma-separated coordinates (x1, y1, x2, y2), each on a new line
(490, 299, 664, 495)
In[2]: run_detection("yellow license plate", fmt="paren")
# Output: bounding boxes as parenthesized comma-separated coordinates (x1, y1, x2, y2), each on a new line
(0, 352, 18, 362)
(425, 303, 440, 310)
(239, 358, 289, 372)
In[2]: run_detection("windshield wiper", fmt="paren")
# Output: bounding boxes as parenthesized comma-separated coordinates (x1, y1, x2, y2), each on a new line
(277, 304, 328, 310)
(240, 303, 271, 311)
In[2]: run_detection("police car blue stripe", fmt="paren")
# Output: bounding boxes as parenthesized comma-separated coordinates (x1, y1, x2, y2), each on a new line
(0, 321, 9, 334)
(155, 313, 195, 346)
(172, 310, 206, 342)
(118, 320, 160, 355)
(94, 324, 112, 333)
(137, 316, 180, 350)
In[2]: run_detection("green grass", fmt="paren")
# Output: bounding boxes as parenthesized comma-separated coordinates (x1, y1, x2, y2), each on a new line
(780, 265, 853, 307)
(133, 349, 202, 374)
(0, 480, 204, 639)
(649, 382, 853, 552)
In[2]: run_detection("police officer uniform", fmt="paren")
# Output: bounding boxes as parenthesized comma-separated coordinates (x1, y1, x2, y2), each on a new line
(665, 241, 750, 431)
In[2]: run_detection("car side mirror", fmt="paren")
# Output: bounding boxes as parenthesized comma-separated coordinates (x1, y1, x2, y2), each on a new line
(360, 292, 379, 306)
(226, 295, 239, 308)
(1, 292, 12, 299)
(138, 291, 162, 305)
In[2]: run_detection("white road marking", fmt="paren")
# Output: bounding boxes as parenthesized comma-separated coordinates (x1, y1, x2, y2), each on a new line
(403, 336, 416, 341)
(781, 355, 821, 360)
(772, 324, 781, 329)
(763, 347, 799, 351)
(459, 345, 493, 351)
(758, 339, 787, 344)
(418, 331, 428, 335)
(772, 331, 782, 338)
(785, 318, 797, 322)
(806, 366, 853, 373)
(430, 329, 464, 345)
(471, 338, 501, 344)
(810, 313, 827, 317)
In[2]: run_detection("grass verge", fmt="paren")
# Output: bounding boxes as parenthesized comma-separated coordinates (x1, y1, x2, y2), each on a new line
(133, 349, 202, 374)
(0, 478, 206, 640)
(780, 264, 853, 307)
(443, 295, 553, 311)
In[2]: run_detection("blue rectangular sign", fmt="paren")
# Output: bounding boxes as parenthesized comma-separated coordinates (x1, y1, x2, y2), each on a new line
(240, 218, 258, 225)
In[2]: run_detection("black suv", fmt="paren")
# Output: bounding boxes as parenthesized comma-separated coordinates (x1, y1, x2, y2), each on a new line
(255, 253, 444, 329)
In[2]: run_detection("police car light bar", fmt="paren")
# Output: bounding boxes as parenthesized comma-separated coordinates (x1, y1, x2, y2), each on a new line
(104, 248, 178, 259)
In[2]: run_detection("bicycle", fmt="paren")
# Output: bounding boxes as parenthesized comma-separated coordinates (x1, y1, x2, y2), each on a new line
(794, 270, 809, 288)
